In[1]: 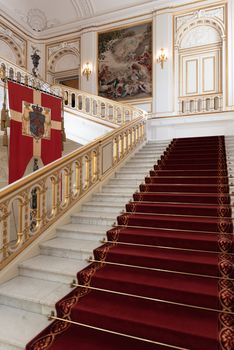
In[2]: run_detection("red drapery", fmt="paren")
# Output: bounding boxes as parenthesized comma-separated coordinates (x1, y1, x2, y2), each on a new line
(8, 81, 62, 183)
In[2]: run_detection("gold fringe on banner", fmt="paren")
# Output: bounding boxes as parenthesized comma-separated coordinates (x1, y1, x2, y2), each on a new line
(61, 99, 66, 151)
(0, 69, 10, 147)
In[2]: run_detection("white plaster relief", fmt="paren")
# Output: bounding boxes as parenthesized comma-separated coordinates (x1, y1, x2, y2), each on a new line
(54, 53, 79, 72)
(180, 25, 221, 48)
(17, 8, 60, 32)
(0, 23, 26, 66)
(176, 7, 224, 31)
(0, 24, 26, 54)
(71, 0, 94, 18)
(48, 41, 80, 58)
(175, 17, 225, 49)
(47, 40, 80, 73)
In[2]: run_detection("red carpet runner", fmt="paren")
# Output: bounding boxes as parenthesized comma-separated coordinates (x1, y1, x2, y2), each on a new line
(26, 136, 234, 350)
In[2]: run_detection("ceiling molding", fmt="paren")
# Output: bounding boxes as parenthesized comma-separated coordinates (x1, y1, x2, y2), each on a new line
(0, 0, 225, 41)
(71, 0, 94, 18)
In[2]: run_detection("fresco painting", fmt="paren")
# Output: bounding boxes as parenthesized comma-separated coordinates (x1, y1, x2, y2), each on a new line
(98, 23, 152, 100)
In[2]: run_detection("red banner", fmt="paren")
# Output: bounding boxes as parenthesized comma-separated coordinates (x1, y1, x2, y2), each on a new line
(8, 81, 62, 183)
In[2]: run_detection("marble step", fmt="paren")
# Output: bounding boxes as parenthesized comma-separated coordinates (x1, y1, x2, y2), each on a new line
(19, 255, 87, 284)
(119, 167, 152, 174)
(132, 153, 162, 159)
(82, 202, 124, 213)
(71, 211, 117, 226)
(114, 172, 146, 179)
(130, 156, 161, 162)
(108, 178, 142, 186)
(57, 223, 109, 241)
(137, 146, 165, 151)
(225, 148, 234, 153)
(146, 140, 170, 144)
(101, 184, 138, 194)
(125, 161, 156, 167)
(92, 193, 132, 203)
(0, 305, 51, 350)
(120, 163, 153, 169)
(0, 276, 71, 315)
(40, 237, 100, 260)
(137, 150, 164, 155)
(144, 142, 169, 147)
(140, 143, 167, 147)
(141, 146, 167, 151)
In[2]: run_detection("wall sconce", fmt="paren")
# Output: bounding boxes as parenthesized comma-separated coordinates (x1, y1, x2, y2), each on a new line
(82, 62, 92, 80)
(157, 48, 168, 69)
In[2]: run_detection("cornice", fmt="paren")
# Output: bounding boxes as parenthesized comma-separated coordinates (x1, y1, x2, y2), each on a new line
(0, 0, 226, 41)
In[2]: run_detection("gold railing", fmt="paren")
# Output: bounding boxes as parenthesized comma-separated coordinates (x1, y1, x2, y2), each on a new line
(0, 56, 61, 96)
(0, 117, 146, 269)
(0, 56, 144, 127)
(55, 85, 145, 126)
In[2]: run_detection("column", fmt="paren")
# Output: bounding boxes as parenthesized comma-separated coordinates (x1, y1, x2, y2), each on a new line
(152, 10, 174, 116)
(80, 31, 97, 95)
(227, 0, 234, 107)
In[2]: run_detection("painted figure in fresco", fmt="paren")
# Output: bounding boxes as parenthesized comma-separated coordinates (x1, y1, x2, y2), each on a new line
(98, 23, 152, 100)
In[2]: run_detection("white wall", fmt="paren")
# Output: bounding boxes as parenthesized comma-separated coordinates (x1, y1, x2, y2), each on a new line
(64, 110, 112, 145)
(147, 112, 234, 141)
(227, 0, 234, 108)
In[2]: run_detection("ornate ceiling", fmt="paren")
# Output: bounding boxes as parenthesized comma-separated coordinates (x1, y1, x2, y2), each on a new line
(0, 0, 158, 37)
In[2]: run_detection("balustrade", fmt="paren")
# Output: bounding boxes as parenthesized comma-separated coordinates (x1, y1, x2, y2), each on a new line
(179, 94, 223, 115)
(57, 85, 144, 126)
(0, 56, 145, 127)
(0, 117, 146, 269)
(0, 56, 60, 96)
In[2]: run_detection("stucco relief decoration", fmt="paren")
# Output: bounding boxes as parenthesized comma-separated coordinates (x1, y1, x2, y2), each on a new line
(176, 7, 224, 31)
(47, 40, 80, 72)
(17, 8, 60, 32)
(48, 41, 80, 58)
(27, 9, 47, 32)
(0, 24, 26, 66)
(98, 23, 152, 100)
(180, 26, 221, 48)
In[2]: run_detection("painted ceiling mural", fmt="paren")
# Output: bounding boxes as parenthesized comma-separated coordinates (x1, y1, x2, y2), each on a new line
(98, 22, 152, 101)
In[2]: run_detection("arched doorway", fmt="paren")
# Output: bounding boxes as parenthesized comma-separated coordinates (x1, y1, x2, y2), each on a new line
(174, 17, 225, 114)
(47, 48, 80, 89)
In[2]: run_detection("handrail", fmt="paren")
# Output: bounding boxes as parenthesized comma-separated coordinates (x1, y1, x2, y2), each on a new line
(0, 55, 146, 127)
(0, 116, 146, 269)
(0, 56, 61, 96)
(54, 84, 146, 126)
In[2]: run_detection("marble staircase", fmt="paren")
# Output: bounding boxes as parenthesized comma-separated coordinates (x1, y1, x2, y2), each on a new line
(0, 139, 170, 350)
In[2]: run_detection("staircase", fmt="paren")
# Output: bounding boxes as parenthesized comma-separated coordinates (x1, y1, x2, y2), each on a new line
(0, 139, 169, 350)
(24, 135, 233, 350)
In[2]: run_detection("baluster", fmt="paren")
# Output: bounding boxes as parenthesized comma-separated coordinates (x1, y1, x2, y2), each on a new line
(128, 131, 132, 151)
(82, 95, 86, 113)
(75, 161, 81, 195)
(0, 203, 10, 260)
(36, 187, 42, 229)
(64, 166, 72, 205)
(210, 96, 215, 111)
(40, 180, 47, 227)
(23, 190, 30, 240)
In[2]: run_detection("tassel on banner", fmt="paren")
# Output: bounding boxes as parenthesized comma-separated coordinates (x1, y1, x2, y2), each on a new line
(3, 128, 8, 147)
